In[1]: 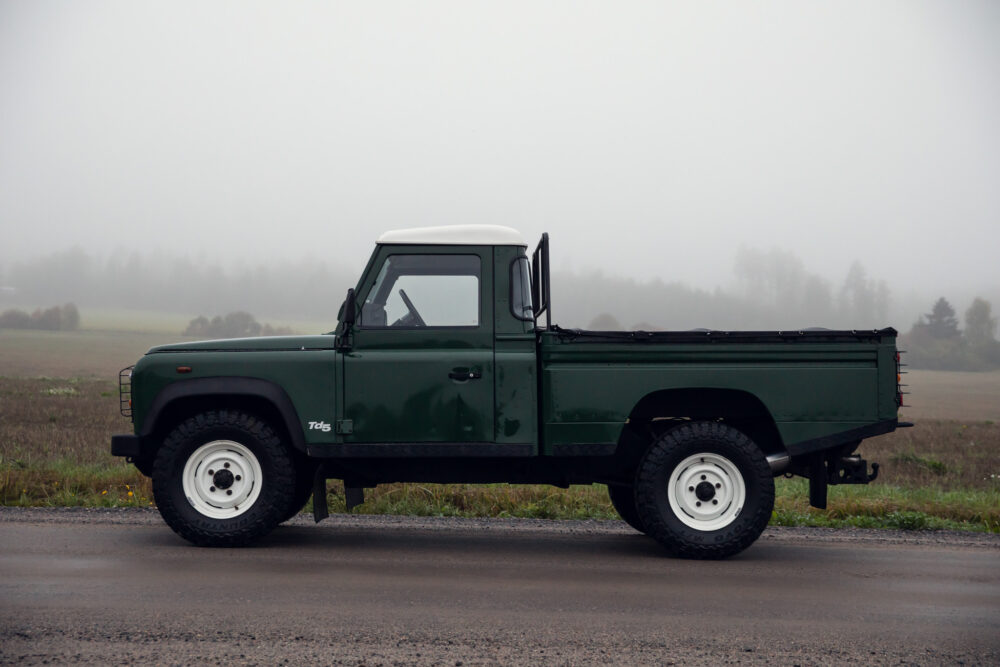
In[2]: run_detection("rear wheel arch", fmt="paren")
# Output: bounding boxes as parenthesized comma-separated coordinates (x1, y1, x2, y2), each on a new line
(615, 388, 786, 469)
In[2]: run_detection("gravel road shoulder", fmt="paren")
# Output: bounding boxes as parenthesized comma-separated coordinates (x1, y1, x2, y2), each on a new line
(2, 505, 998, 549)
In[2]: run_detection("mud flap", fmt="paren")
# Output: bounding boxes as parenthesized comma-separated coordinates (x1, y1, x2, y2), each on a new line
(345, 486, 365, 512)
(809, 455, 828, 510)
(313, 469, 328, 523)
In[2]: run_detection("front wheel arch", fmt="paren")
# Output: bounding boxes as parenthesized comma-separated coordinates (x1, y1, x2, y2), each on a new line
(133, 378, 310, 475)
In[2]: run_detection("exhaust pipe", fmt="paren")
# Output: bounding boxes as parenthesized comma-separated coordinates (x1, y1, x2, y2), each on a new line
(766, 452, 791, 474)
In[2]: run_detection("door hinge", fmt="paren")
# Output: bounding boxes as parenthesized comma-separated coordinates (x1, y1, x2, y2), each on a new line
(335, 419, 353, 435)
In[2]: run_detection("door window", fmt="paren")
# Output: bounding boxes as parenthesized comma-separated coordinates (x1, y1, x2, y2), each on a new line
(360, 254, 481, 328)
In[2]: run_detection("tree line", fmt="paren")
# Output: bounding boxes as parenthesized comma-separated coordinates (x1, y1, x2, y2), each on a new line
(902, 297, 999, 371)
(3, 246, 995, 370)
(0, 248, 355, 319)
(564, 246, 892, 332)
(0, 303, 80, 331)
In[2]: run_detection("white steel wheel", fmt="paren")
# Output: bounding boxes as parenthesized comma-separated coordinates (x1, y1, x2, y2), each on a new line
(667, 452, 746, 531)
(181, 440, 263, 519)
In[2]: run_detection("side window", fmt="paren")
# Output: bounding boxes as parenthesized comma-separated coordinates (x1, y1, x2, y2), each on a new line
(510, 256, 533, 321)
(360, 255, 481, 328)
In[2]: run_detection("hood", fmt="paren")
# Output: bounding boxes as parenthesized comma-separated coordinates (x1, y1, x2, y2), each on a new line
(147, 335, 337, 353)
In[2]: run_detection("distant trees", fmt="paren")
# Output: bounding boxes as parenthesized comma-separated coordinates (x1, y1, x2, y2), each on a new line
(0, 303, 80, 331)
(587, 313, 621, 330)
(965, 298, 997, 347)
(3, 248, 355, 320)
(904, 297, 999, 370)
(912, 297, 961, 340)
(838, 262, 890, 327)
(184, 312, 295, 338)
(733, 248, 888, 328)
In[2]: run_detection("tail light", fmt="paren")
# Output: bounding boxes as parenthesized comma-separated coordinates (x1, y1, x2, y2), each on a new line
(895, 351, 909, 408)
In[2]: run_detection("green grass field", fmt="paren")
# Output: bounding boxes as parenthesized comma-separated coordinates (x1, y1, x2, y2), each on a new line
(1, 313, 998, 531)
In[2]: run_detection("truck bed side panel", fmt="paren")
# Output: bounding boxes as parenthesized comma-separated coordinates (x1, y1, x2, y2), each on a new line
(540, 333, 897, 455)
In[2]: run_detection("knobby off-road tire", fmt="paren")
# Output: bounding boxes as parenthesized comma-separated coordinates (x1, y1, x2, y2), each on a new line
(607, 484, 646, 533)
(152, 410, 296, 547)
(634, 421, 774, 559)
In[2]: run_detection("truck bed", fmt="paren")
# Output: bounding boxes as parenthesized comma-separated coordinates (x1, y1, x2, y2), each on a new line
(539, 326, 901, 459)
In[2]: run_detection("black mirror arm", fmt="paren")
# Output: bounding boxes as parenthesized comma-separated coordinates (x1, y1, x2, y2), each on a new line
(337, 288, 356, 350)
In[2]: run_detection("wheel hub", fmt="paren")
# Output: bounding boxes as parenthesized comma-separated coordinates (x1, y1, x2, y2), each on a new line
(181, 440, 263, 519)
(695, 480, 716, 501)
(212, 469, 235, 489)
(667, 452, 746, 531)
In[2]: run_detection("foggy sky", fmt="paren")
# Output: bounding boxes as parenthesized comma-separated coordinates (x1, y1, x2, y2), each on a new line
(1, 1, 998, 302)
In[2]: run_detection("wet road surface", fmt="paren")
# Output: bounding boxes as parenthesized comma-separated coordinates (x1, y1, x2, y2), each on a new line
(1, 508, 998, 665)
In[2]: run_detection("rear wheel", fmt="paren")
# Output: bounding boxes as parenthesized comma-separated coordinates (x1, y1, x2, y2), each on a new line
(634, 421, 774, 559)
(607, 484, 645, 533)
(152, 410, 296, 547)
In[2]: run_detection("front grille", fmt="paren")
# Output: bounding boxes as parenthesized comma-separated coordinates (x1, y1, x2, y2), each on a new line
(119, 366, 134, 420)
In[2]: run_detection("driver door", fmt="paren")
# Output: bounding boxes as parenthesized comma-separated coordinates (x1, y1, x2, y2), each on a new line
(342, 246, 494, 443)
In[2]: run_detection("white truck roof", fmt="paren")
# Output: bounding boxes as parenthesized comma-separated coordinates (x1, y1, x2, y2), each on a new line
(377, 224, 527, 247)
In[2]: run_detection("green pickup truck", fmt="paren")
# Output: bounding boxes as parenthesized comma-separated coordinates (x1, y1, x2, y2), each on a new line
(112, 225, 908, 558)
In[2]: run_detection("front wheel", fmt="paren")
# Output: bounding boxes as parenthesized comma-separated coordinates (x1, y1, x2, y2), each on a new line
(152, 410, 296, 547)
(634, 422, 774, 559)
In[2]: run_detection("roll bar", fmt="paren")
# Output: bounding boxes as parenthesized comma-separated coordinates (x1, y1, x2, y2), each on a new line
(531, 233, 551, 330)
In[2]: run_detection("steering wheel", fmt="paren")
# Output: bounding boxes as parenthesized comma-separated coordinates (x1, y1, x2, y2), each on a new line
(398, 289, 426, 327)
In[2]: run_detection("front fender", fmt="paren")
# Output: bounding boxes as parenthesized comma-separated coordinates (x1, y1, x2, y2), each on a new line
(137, 376, 308, 453)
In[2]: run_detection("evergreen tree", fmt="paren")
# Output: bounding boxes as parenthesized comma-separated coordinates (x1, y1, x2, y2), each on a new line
(922, 297, 960, 339)
(965, 298, 997, 346)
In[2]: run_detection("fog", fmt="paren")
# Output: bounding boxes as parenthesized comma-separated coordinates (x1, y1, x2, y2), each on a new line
(1, 1, 998, 328)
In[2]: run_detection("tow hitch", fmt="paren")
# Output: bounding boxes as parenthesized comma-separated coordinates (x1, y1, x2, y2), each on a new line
(808, 454, 879, 510)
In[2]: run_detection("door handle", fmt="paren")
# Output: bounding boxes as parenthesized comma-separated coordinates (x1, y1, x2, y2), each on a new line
(449, 369, 482, 381)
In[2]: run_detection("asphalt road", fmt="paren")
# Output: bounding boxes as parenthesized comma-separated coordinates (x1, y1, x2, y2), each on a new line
(1, 509, 998, 665)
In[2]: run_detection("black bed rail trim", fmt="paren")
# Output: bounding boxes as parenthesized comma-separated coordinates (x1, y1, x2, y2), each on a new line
(786, 419, 901, 459)
(548, 326, 898, 345)
(306, 442, 536, 458)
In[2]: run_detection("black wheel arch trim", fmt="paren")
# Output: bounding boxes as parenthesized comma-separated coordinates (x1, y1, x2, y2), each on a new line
(138, 377, 307, 453)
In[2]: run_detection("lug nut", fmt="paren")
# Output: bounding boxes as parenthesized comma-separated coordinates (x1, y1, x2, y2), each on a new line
(224, 462, 230, 469)
(226, 490, 232, 496)
(208, 469, 214, 475)
(712, 499, 718, 505)
(235, 475, 242, 481)
(715, 483, 721, 489)
(696, 501, 702, 507)
(700, 475, 706, 481)
(209, 486, 216, 492)
(688, 486, 694, 492)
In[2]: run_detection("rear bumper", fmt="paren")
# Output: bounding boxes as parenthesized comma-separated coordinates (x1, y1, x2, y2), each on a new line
(111, 434, 142, 458)
(785, 419, 901, 459)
